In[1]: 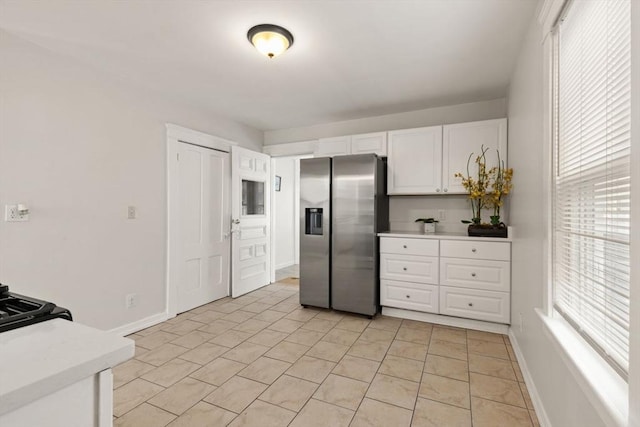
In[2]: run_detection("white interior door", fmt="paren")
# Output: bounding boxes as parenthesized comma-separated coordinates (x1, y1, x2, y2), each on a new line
(231, 146, 271, 297)
(177, 142, 230, 312)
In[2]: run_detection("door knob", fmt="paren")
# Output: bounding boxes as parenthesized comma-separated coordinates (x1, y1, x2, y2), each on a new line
(468, 303, 473, 307)
(471, 273, 476, 277)
(403, 245, 407, 249)
(471, 248, 477, 253)
(232, 219, 240, 225)
(406, 295, 411, 299)
(443, 188, 448, 192)
(436, 188, 441, 192)
(403, 267, 407, 271)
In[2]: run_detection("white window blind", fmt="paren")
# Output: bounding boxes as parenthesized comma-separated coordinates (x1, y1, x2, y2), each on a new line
(553, 0, 631, 377)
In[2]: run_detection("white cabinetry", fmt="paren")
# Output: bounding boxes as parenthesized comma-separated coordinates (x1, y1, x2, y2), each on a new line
(442, 118, 508, 194)
(351, 132, 387, 155)
(379, 235, 511, 326)
(387, 126, 442, 194)
(315, 132, 387, 157)
(315, 136, 351, 156)
(439, 240, 511, 323)
(439, 287, 510, 324)
(380, 237, 439, 314)
(0, 319, 133, 427)
(387, 118, 507, 195)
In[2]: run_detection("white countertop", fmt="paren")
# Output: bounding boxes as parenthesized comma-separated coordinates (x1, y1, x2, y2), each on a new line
(378, 230, 512, 242)
(0, 319, 134, 415)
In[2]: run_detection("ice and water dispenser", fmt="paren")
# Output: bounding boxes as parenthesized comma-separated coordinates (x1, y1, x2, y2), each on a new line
(305, 208, 323, 235)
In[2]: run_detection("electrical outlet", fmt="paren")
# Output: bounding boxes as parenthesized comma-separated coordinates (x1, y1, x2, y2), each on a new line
(437, 210, 446, 221)
(125, 293, 139, 309)
(5, 204, 28, 222)
(127, 206, 136, 219)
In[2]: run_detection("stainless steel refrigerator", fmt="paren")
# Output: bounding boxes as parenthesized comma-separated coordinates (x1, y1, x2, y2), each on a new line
(299, 154, 389, 317)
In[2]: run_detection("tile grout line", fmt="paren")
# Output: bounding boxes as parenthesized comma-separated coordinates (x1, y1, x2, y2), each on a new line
(346, 319, 403, 427)
(409, 322, 430, 426)
(467, 328, 475, 427)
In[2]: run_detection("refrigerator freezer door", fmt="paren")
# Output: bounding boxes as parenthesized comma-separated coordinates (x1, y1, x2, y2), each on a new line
(299, 158, 331, 308)
(332, 154, 380, 316)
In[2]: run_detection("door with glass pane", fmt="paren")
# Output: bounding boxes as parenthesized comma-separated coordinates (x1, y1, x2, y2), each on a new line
(231, 146, 271, 297)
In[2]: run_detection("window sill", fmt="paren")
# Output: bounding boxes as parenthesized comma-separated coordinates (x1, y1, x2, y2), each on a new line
(536, 308, 628, 426)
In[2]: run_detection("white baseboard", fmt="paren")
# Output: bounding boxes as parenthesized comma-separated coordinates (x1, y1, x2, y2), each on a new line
(108, 312, 169, 337)
(381, 307, 509, 334)
(508, 329, 552, 427)
(275, 261, 296, 270)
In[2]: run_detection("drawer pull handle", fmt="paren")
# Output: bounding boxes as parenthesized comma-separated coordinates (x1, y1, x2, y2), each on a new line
(403, 267, 407, 271)
(468, 303, 473, 307)
(471, 248, 477, 253)
(471, 273, 476, 277)
(406, 295, 411, 299)
(403, 245, 407, 248)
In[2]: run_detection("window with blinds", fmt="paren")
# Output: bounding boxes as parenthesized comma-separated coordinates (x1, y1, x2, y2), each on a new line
(552, 0, 631, 378)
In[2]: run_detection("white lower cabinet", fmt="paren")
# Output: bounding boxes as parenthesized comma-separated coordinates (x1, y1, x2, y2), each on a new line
(381, 279, 438, 313)
(380, 235, 511, 326)
(439, 286, 510, 323)
(380, 237, 439, 315)
(380, 253, 439, 284)
(439, 257, 510, 292)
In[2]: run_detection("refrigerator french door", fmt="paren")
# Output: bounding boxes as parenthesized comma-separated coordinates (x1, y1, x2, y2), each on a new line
(299, 154, 388, 317)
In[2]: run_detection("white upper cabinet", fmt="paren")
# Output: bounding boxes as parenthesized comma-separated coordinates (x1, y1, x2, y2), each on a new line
(350, 132, 387, 156)
(315, 132, 387, 157)
(442, 118, 507, 194)
(387, 118, 507, 195)
(387, 126, 442, 195)
(314, 136, 351, 157)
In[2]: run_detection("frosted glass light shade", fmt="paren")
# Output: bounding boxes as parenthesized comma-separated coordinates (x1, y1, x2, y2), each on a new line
(247, 24, 294, 59)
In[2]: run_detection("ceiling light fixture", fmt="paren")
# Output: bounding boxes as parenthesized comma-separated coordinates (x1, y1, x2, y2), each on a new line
(247, 24, 294, 59)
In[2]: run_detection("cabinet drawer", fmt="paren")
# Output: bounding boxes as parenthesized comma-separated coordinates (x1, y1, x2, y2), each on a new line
(381, 279, 439, 313)
(380, 254, 439, 284)
(380, 237, 439, 256)
(440, 240, 510, 261)
(440, 258, 510, 292)
(439, 286, 510, 324)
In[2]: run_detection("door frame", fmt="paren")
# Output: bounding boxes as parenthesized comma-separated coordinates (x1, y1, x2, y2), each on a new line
(263, 141, 317, 283)
(166, 123, 237, 318)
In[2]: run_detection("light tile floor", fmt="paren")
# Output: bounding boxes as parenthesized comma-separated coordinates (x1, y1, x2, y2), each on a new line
(114, 283, 539, 427)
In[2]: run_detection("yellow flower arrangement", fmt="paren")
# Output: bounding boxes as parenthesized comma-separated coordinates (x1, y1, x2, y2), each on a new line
(454, 146, 491, 225)
(455, 146, 513, 226)
(487, 149, 513, 225)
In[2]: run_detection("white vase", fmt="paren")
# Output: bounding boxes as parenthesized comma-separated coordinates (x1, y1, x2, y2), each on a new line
(423, 222, 436, 234)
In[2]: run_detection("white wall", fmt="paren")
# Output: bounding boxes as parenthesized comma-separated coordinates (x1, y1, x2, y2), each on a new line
(0, 31, 262, 331)
(507, 11, 609, 427)
(264, 99, 508, 145)
(273, 157, 296, 269)
(390, 196, 470, 234)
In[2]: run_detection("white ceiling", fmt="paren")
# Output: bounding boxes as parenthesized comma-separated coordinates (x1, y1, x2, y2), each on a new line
(0, 0, 538, 131)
